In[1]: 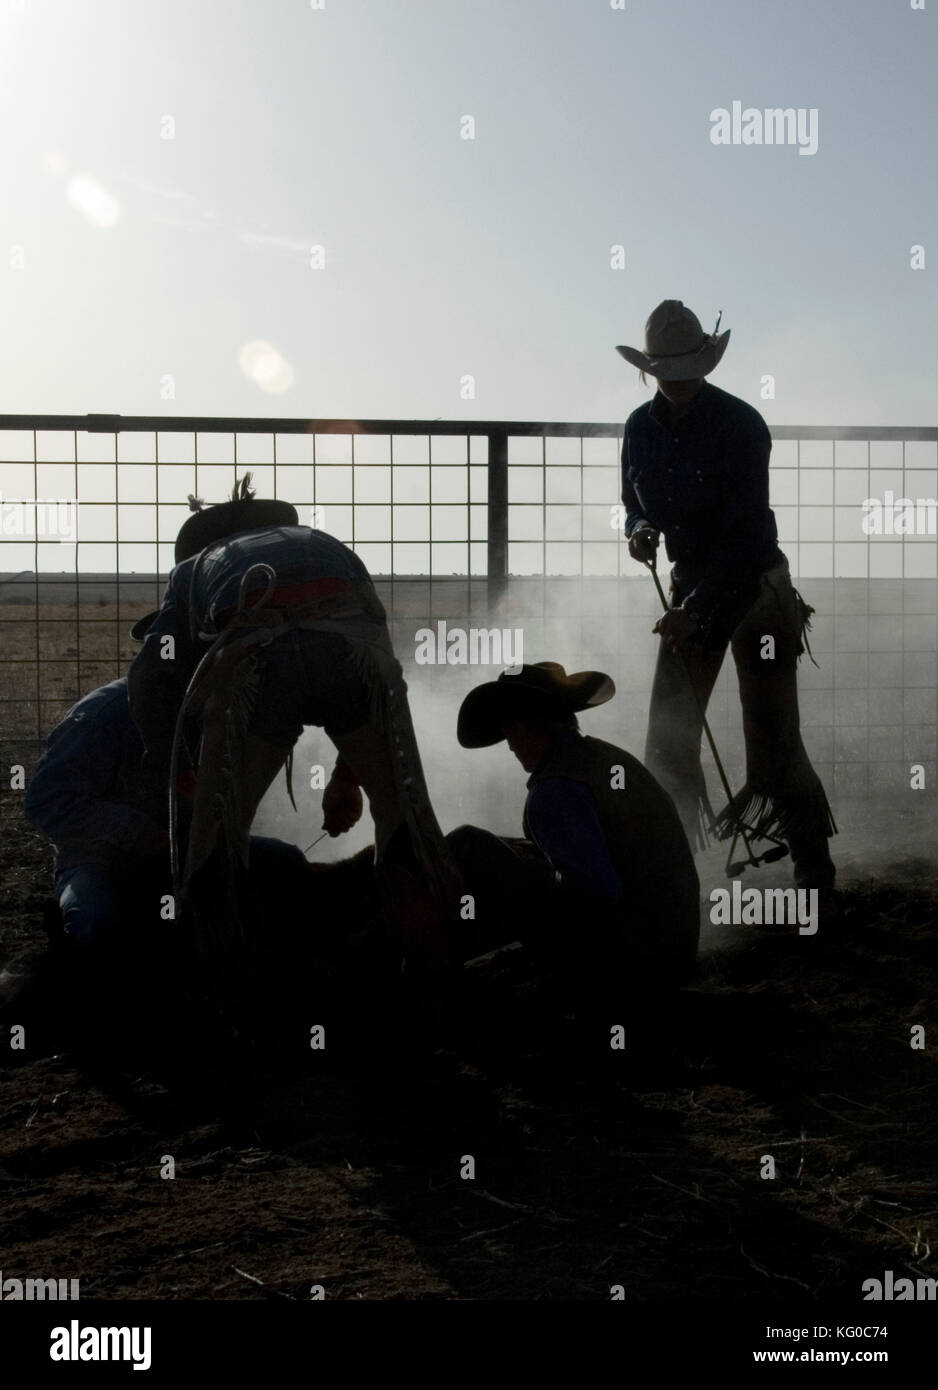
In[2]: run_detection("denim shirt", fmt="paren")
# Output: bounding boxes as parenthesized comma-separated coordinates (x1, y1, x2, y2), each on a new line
(127, 526, 370, 770)
(23, 678, 166, 877)
(524, 730, 623, 899)
(621, 382, 784, 631)
(179, 525, 370, 629)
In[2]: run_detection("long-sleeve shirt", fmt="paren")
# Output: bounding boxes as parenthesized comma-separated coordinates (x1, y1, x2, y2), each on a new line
(523, 731, 623, 900)
(621, 382, 784, 637)
(23, 678, 166, 876)
(127, 525, 370, 770)
(521, 728, 700, 976)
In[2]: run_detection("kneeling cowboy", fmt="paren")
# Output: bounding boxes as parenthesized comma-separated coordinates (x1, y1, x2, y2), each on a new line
(448, 662, 700, 992)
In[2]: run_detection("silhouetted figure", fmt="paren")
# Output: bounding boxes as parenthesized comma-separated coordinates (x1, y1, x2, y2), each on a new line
(617, 300, 836, 889)
(126, 478, 461, 973)
(24, 677, 169, 948)
(448, 662, 700, 995)
(23, 673, 309, 953)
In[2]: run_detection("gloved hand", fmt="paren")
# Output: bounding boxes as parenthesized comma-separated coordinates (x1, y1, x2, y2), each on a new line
(653, 607, 700, 654)
(628, 526, 660, 563)
(322, 760, 364, 835)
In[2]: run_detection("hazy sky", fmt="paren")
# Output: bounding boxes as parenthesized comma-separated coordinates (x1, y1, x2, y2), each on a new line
(1, 0, 935, 427)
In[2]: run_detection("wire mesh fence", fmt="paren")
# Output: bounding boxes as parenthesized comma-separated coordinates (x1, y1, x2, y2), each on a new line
(1, 416, 936, 805)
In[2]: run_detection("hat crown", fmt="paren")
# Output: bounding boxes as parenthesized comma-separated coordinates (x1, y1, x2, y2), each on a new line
(457, 661, 616, 747)
(644, 300, 707, 356)
(174, 497, 299, 563)
(615, 300, 728, 380)
(497, 660, 566, 692)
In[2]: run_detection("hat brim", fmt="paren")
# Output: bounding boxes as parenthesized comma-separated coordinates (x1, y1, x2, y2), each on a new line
(130, 611, 160, 642)
(457, 670, 615, 749)
(616, 328, 730, 381)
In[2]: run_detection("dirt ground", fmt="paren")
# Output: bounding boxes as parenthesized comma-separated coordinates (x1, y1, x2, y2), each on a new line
(1, 808, 936, 1302)
(1, 598, 936, 1302)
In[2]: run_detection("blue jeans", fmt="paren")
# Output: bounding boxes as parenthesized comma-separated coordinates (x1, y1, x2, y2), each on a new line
(55, 836, 310, 948)
(56, 861, 165, 947)
(250, 630, 373, 748)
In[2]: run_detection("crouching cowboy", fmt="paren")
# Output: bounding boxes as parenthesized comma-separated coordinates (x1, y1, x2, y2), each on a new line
(447, 663, 700, 997)
(126, 478, 462, 976)
(23, 676, 171, 950)
(22, 669, 312, 954)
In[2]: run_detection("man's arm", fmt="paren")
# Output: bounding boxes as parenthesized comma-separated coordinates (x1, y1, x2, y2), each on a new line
(321, 757, 364, 836)
(525, 778, 622, 900)
(24, 690, 158, 855)
(620, 428, 652, 539)
(621, 428, 661, 563)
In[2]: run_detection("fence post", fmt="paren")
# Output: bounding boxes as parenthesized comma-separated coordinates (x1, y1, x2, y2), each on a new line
(487, 431, 508, 600)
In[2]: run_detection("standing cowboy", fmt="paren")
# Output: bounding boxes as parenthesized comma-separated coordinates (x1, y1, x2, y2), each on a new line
(448, 662, 700, 992)
(127, 479, 461, 971)
(617, 300, 836, 890)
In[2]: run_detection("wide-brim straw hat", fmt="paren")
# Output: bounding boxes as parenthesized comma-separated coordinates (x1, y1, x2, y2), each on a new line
(457, 661, 615, 749)
(616, 299, 730, 381)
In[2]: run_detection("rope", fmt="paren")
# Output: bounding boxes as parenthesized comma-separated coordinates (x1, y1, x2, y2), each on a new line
(168, 562, 279, 905)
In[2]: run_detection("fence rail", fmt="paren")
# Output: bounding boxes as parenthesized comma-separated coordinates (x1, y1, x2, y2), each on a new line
(2, 413, 937, 438)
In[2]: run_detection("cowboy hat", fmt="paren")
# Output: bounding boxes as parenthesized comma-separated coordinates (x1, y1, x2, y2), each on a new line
(457, 661, 615, 749)
(174, 474, 298, 563)
(616, 300, 729, 381)
(129, 478, 298, 639)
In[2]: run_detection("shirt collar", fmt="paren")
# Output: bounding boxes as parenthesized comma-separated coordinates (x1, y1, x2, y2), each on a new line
(526, 728, 582, 787)
(649, 379, 712, 430)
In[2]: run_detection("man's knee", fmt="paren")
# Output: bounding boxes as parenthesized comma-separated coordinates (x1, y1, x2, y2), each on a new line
(58, 877, 122, 947)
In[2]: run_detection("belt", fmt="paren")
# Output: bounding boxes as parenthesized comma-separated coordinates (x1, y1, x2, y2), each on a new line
(213, 576, 361, 629)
